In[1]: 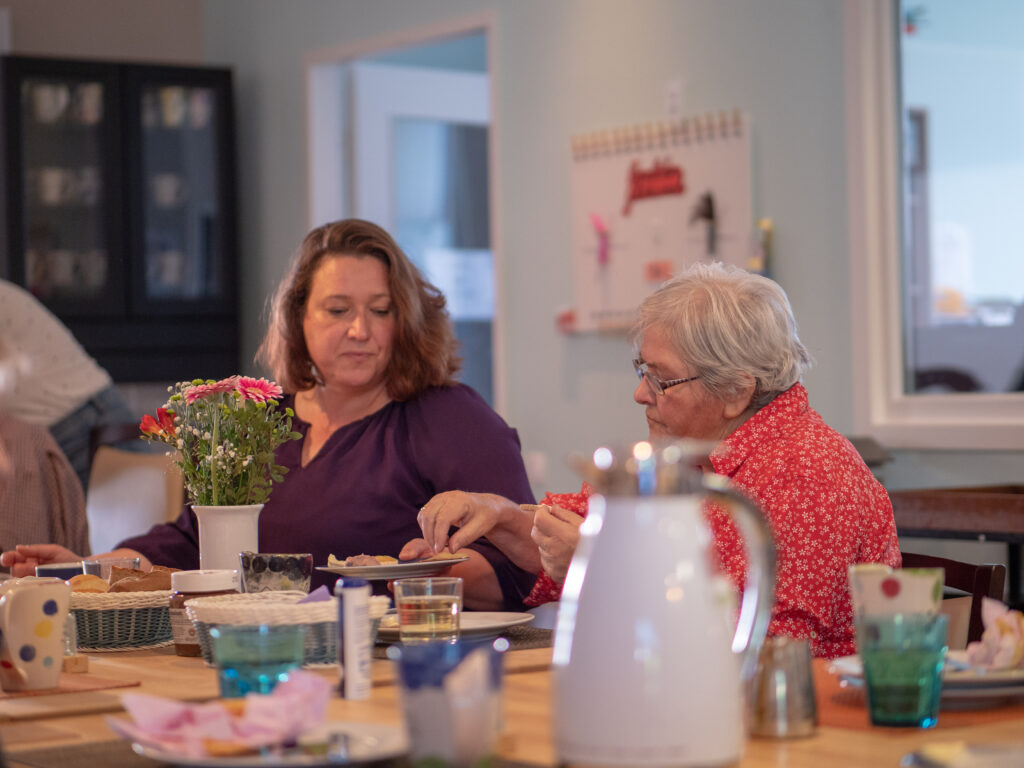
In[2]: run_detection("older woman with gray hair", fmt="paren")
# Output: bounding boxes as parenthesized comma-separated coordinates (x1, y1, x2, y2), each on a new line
(403, 262, 900, 658)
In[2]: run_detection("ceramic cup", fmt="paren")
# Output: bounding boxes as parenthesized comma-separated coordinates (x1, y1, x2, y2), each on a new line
(38, 166, 75, 206)
(239, 552, 313, 593)
(72, 82, 103, 125)
(151, 173, 186, 208)
(0, 577, 71, 691)
(32, 83, 70, 123)
(160, 86, 187, 128)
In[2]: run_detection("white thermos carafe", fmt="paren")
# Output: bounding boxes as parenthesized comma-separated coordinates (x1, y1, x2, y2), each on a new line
(553, 440, 776, 767)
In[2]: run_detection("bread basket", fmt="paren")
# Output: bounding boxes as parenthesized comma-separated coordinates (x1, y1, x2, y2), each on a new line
(185, 591, 338, 666)
(70, 590, 174, 651)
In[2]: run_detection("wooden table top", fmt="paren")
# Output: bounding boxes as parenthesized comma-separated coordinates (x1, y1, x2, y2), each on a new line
(4, 648, 1024, 767)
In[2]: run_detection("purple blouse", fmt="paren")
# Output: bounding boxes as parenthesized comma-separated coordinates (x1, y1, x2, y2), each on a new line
(119, 384, 538, 607)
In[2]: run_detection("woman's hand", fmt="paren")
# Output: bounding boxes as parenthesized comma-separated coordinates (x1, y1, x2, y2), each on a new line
(414, 491, 542, 574)
(531, 504, 583, 585)
(417, 491, 507, 553)
(0, 544, 81, 578)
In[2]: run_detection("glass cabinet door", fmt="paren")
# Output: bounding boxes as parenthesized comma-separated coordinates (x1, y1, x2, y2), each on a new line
(128, 67, 235, 315)
(12, 63, 124, 315)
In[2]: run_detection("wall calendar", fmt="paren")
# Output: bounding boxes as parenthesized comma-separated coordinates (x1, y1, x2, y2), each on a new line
(562, 109, 754, 333)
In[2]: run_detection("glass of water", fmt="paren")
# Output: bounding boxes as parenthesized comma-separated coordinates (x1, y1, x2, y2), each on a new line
(394, 577, 463, 645)
(209, 624, 306, 698)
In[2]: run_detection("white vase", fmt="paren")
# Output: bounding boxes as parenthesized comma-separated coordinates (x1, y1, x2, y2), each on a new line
(191, 504, 263, 572)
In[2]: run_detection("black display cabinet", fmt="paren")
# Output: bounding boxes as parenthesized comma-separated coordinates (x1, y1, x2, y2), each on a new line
(0, 55, 238, 381)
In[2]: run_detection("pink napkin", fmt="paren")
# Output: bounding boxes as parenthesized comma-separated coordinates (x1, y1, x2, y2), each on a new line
(965, 598, 1024, 670)
(106, 669, 332, 758)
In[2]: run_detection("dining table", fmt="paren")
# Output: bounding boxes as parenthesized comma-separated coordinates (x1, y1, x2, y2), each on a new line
(3, 640, 1024, 768)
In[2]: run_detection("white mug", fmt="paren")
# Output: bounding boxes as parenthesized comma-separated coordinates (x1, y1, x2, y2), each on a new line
(38, 167, 75, 206)
(152, 173, 186, 208)
(0, 577, 71, 691)
(160, 86, 187, 128)
(48, 250, 76, 287)
(73, 82, 103, 125)
(32, 83, 70, 124)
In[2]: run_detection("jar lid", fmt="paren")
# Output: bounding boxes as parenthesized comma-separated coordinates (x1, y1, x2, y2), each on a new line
(172, 569, 239, 592)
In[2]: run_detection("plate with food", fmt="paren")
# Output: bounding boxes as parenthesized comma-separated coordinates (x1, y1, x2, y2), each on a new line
(317, 552, 469, 580)
(131, 721, 407, 767)
(376, 610, 536, 642)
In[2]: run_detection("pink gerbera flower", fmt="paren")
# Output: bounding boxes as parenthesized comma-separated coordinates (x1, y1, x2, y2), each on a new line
(184, 377, 238, 404)
(236, 376, 283, 404)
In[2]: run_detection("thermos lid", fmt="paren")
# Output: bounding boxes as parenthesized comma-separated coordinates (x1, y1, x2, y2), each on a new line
(572, 439, 717, 496)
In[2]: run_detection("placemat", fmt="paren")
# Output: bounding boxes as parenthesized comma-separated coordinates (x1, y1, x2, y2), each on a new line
(372, 625, 553, 659)
(5, 740, 545, 768)
(0, 673, 139, 700)
(814, 659, 1024, 730)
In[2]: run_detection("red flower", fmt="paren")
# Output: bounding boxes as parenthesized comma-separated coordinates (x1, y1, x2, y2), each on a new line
(236, 376, 283, 404)
(140, 407, 176, 439)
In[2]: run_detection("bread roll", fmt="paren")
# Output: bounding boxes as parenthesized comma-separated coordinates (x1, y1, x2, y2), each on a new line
(108, 570, 173, 592)
(108, 566, 147, 585)
(69, 573, 109, 593)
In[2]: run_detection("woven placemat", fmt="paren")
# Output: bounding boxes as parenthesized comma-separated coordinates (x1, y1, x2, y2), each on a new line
(373, 624, 553, 659)
(5, 740, 543, 768)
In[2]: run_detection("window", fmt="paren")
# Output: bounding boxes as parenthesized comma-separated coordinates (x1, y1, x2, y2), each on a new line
(845, 0, 1024, 449)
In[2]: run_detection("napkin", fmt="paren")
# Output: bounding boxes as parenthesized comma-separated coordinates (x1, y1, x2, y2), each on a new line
(298, 585, 332, 603)
(106, 669, 332, 758)
(965, 598, 1024, 670)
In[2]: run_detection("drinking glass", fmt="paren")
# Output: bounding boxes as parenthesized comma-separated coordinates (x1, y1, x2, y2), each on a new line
(393, 577, 462, 645)
(856, 613, 948, 728)
(81, 557, 141, 580)
(389, 637, 506, 767)
(209, 624, 306, 698)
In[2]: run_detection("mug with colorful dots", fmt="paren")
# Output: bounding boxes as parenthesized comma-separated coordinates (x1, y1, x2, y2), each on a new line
(0, 577, 71, 691)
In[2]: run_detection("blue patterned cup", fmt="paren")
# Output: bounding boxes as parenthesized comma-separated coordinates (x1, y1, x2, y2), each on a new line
(239, 552, 313, 593)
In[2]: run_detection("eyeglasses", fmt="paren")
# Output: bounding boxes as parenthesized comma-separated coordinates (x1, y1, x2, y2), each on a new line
(632, 358, 700, 396)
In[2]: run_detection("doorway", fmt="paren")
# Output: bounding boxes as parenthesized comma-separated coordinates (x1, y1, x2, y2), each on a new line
(307, 25, 497, 405)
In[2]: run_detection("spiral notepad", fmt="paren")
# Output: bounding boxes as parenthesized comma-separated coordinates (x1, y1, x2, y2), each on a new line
(566, 109, 753, 332)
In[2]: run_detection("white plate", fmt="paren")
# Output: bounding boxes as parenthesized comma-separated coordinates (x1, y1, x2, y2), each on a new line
(316, 556, 469, 580)
(377, 610, 535, 641)
(830, 653, 1024, 703)
(131, 721, 406, 767)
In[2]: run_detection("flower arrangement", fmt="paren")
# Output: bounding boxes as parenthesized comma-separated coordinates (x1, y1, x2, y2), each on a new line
(140, 376, 302, 507)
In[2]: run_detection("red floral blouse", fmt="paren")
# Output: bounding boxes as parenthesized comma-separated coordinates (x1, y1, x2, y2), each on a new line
(524, 383, 901, 659)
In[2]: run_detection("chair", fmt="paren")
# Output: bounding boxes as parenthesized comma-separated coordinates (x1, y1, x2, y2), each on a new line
(900, 552, 1006, 647)
(85, 425, 184, 554)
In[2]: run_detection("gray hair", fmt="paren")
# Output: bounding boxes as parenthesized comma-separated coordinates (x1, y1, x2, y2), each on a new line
(632, 262, 812, 410)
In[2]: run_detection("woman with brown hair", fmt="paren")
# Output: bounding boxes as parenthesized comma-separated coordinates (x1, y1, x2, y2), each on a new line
(6, 220, 536, 609)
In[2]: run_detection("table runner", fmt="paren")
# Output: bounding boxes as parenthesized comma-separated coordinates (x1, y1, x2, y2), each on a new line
(814, 659, 1024, 730)
(5, 740, 545, 768)
(0, 674, 139, 700)
(372, 625, 553, 659)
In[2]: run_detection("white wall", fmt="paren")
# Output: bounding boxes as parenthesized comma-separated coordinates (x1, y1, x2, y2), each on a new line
(203, 0, 858, 493)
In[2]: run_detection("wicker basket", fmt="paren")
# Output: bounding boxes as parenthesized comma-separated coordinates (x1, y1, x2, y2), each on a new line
(186, 591, 338, 666)
(70, 590, 173, 651)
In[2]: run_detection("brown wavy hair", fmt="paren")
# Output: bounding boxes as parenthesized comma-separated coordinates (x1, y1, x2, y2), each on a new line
(257, 219, 461, 400)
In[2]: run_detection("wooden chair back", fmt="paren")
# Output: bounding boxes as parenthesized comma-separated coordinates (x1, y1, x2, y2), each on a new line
(900, 551, 1006, 645)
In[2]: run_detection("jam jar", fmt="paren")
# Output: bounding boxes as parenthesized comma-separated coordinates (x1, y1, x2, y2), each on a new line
(169, 569, 239, 657)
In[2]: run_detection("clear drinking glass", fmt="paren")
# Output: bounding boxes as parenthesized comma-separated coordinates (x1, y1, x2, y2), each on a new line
(393, 577, 463, 645)
(857, 613, 948, 728)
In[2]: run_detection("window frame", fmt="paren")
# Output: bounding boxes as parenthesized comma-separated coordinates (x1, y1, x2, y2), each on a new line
(844, 0, 1024, 450)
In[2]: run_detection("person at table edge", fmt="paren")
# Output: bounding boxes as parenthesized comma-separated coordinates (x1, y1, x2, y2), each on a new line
(1, 219, 537, 609)
(403, 262, 901, 657)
